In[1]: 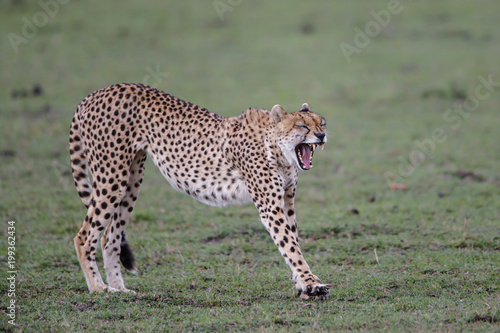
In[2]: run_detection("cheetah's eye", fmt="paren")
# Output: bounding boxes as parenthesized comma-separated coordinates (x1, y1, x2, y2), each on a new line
(296, 124, 308, 130)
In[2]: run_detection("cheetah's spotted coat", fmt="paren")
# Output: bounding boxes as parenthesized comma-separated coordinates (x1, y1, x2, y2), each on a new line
(70, 83, 330, 299)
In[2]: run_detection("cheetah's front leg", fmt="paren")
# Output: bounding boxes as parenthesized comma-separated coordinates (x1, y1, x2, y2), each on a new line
(282, 185, 331, 299)
(253, 192, 331, 300)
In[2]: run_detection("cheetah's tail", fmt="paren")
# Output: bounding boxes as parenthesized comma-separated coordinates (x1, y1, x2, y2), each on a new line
(69, 113, 92, 208)
(120, 232, 138, 273)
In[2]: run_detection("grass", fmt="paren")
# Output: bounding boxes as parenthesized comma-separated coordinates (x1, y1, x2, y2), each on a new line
(1, 0, 499, 331)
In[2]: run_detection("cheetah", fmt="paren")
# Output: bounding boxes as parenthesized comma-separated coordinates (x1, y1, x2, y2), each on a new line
(69, 83, 330, 300)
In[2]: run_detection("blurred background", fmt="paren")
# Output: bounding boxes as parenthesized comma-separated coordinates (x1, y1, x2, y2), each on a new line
(1, 1, 499, 330)
(1, 0, 498, 212)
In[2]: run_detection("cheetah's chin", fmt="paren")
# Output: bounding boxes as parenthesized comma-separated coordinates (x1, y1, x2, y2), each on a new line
(295, 143, 324, 170)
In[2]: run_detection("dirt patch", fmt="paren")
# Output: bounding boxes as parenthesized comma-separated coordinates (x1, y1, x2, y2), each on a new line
(451, 170, 485, 182)
(467, 315, 499, 324)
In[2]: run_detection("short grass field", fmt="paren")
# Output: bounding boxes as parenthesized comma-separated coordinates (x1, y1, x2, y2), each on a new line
(1, 0, 499, 331)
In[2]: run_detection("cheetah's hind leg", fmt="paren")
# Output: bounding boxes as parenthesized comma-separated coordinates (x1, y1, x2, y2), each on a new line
(101, 151, 147, 293)
(74, 200, 122, 293)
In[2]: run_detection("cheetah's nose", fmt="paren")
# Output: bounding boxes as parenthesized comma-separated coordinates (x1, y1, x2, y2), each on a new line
(314, 132, 326, 143)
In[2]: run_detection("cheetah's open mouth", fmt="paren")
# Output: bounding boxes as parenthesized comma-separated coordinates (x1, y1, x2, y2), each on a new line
(295, 143, 323, 170)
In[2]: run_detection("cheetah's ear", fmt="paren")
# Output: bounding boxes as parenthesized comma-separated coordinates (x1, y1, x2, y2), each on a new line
(271, 104, 287, 123)
(299, 103, 311, 112)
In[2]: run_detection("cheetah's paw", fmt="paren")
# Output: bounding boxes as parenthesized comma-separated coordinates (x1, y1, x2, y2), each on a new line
(117, 287, 136, 294)
(296, 283, 331, 300)
(89, 285, 120, 293)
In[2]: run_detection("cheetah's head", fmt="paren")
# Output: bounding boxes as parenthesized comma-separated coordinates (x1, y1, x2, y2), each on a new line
(272, 103, 327, 170)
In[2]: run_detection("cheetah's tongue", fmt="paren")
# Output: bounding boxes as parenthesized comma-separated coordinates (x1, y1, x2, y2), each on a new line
(298, 144, 311, 170)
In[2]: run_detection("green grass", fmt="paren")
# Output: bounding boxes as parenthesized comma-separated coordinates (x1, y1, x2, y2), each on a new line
(1, 0, 499, 331)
